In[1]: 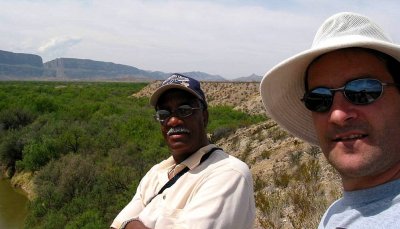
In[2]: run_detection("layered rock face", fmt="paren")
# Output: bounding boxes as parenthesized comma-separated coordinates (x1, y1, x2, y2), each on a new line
(0, 49, 236, 81)
(43, 58, 160, 80)
(0, 50, 44, 78)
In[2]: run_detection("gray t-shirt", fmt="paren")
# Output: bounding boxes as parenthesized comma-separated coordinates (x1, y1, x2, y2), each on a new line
(318, 179, 400, 229)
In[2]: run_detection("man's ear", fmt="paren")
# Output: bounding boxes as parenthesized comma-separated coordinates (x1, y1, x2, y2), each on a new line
(203, 109, 209, 127)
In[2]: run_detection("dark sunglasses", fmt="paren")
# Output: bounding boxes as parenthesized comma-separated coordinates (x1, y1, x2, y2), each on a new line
(301, 78, 399, 112)
(154, 105, 201, 123)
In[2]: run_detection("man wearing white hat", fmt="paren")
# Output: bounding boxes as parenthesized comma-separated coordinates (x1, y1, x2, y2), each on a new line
(260, 12, 400, 228)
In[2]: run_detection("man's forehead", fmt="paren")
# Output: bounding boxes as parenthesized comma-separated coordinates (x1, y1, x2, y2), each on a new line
(308, 48, 391, 85)
(312, 48, 382, 65)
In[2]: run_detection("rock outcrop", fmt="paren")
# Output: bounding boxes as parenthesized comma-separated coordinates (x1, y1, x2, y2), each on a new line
(0, 50, 44, 78)
(0, 49, 247, 81)
(43, 58, 163, 80)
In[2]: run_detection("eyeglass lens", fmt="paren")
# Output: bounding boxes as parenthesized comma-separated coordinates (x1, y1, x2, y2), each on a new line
(155, 105, 198, 122)
(302, 78, 385, 112)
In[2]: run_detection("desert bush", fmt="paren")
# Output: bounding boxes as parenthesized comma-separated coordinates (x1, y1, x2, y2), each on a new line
(260, 149, 271, 160)
(295, 159, 321, 183)
(65, 209, 103, 229)
(209, 106, 266, 142)
(17, 136, 63, 171)
(34, 154, 96, 203)
(255, 151, 333, 228)
(0, 130, 24, 166)
(59, 123, 86, 153)
(289, 159, 327, 227)
(256, 190, 285, 228)
(289, 150, 303, 166)
(306, 145, 322, 158)
(288, 183, 327, 229)
(0, 107, 35, 130)
(273, 170, 291, 188)
(238, 142, 252, 164)
(268, 125, 289, 141)
(210, 126, 235, 142)
(38, 211, 67, 229)
(208, 105, 266, 133)
(253, 174, 267, 192)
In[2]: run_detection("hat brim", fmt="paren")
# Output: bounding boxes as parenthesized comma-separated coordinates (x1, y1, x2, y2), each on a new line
(150, 84, 204, 107)
(260, 37, 400, 145)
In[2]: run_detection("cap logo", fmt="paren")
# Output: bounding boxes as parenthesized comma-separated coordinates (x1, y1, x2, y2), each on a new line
(162, 74, 190, 88)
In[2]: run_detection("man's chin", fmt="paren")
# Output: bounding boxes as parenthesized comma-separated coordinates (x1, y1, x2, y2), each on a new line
(168, 141, 190, 153)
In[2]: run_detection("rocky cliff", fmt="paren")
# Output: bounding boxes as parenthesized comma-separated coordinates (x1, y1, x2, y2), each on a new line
(43, 58, 165, 80)
(0, 50, 44, 78)
(0, 49, 244, 81)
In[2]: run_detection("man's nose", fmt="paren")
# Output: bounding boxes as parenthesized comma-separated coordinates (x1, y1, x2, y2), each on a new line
(328, 92, 358, 126)
(165, 115, 184, 127)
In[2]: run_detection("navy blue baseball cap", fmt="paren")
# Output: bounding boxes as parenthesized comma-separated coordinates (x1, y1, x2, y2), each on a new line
(150, 73, 207, 108)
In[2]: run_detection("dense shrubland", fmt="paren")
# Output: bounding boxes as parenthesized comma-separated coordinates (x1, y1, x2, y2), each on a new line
(0, 81, 266, 228)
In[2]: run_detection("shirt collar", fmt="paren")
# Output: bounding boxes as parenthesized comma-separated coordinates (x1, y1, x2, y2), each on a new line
(159, 144, 217, 171)
(182, 144, 217, 170)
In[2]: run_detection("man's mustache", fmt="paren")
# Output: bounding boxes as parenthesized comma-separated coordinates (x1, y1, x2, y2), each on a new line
(167, 127, 190, 136)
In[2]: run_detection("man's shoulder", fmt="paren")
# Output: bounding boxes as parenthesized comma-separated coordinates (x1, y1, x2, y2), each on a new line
(141, 156, 174, 176)
(208, 148, 252, 175)
(320, 180, 400, 228)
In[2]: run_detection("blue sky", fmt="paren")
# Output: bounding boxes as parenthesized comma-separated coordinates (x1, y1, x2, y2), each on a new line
(1, 0, 399, 79)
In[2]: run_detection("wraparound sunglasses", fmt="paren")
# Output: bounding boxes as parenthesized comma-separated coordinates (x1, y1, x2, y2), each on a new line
(301, 78, 399, 112)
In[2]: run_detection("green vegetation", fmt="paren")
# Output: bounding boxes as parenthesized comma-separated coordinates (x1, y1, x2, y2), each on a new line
(208, 105, 265, 142)
(0, 81, 266, 228)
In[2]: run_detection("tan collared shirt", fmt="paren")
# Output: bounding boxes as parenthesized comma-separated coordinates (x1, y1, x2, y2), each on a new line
(111, 144, 255, 229)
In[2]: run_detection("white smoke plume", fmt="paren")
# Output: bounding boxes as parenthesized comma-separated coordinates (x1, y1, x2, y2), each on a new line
(38, 36, 81, 61)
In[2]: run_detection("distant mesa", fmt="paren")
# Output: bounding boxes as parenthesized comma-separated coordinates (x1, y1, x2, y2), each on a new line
(43, 58, 167, 81)
(0, 50, 44, 78)
(0, 49, 260, 82)
(0, 49, 170, 81)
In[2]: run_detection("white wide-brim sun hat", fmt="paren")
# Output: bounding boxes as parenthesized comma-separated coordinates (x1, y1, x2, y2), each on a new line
(260, 12, 400, 145)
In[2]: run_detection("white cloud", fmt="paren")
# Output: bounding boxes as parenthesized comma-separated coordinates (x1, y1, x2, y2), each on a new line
(38, 36, 82, 61)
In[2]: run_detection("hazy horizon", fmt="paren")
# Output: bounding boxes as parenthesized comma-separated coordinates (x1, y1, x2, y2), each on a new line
(1, 0, 399, 79)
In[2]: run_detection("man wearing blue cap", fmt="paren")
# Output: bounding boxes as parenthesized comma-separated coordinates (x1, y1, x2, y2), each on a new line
(111, 73, 255, 229)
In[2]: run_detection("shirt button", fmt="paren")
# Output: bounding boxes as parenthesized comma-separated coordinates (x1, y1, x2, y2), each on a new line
(163, 195, 166, 200)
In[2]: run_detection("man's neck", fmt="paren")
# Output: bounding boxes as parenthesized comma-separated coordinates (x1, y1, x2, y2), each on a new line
(342, 163, 400, 191)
